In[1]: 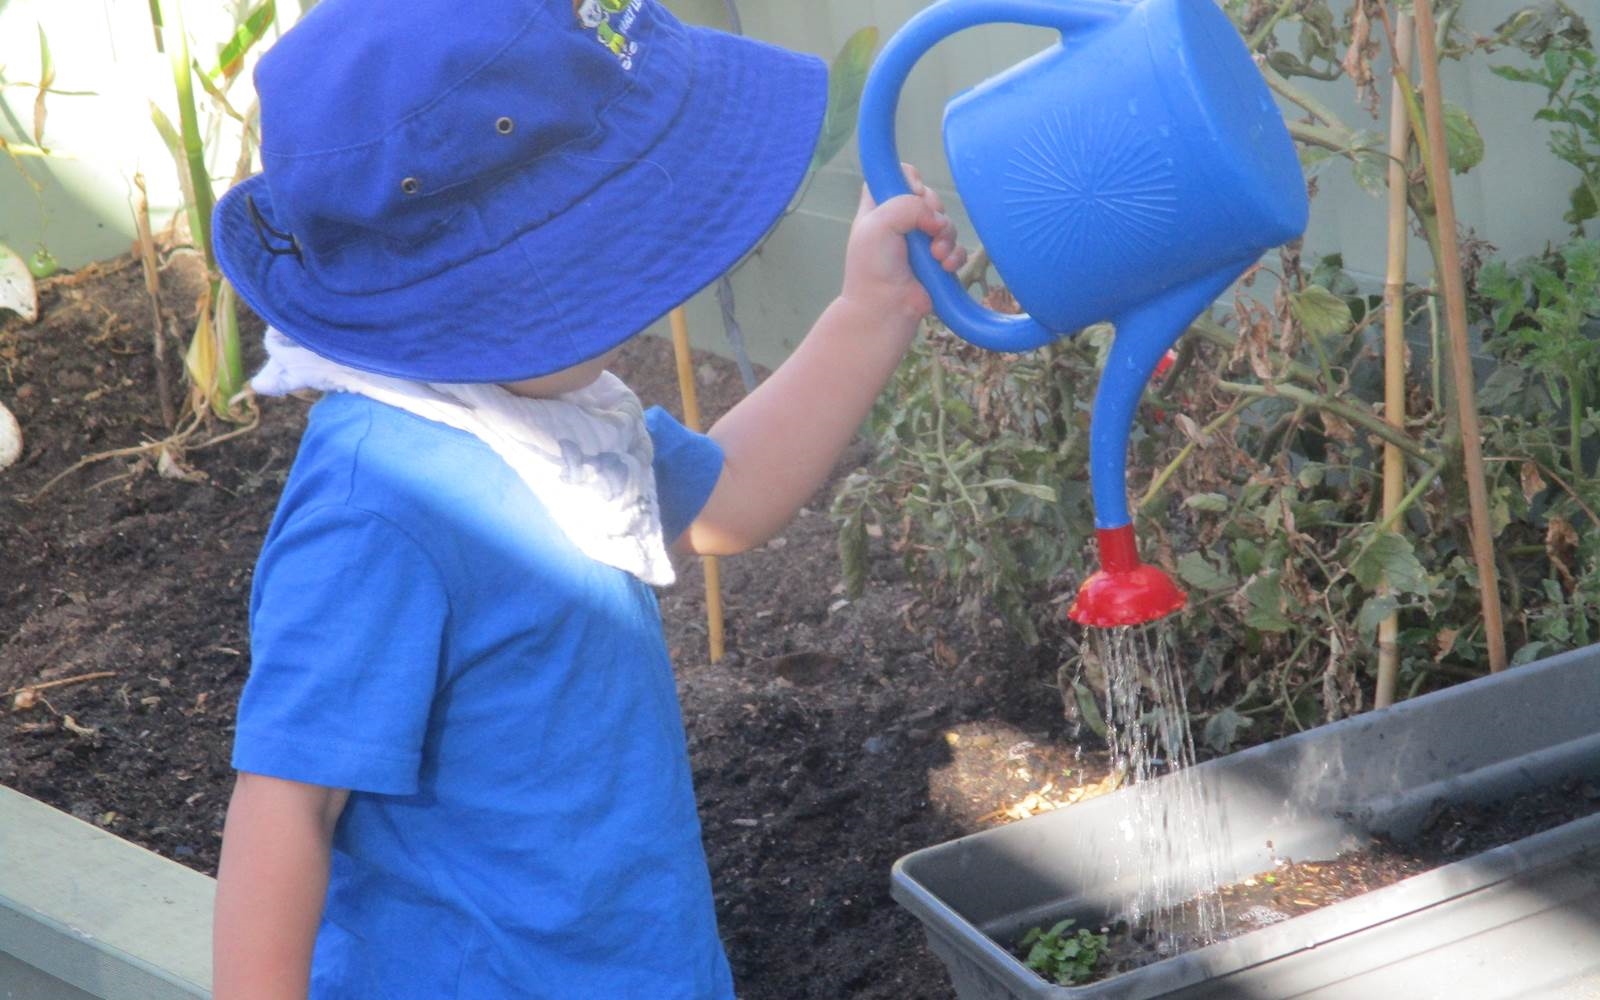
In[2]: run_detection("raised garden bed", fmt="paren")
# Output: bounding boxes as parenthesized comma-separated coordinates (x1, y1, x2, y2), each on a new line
(893, 643, 1600, 999)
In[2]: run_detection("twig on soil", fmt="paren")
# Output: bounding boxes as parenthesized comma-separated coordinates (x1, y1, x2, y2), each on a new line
(19, 407, 259, 502)
(4, 670, 116, 699)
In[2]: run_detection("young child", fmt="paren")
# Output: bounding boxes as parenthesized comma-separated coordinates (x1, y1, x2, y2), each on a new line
(209, 0, 964, 997)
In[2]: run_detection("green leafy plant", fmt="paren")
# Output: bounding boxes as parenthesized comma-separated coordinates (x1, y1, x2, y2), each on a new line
(833, 2, 1600, 748)
(1493, 46, 1600, 233)
(1479, 239, 1600, 477)
(1017, 918, 1107, 987)
(834, 316, 1100, 645)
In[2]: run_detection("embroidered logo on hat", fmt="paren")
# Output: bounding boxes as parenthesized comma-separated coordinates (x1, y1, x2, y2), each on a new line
(575, 0, 642, 70)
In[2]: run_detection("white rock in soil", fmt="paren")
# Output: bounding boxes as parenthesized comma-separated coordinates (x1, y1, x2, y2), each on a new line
(0, 400, 20, 470)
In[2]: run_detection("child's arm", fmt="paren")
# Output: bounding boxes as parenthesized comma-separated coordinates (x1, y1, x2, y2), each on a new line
(213, 772, 349, 1000)
(681, 168, 964, 555)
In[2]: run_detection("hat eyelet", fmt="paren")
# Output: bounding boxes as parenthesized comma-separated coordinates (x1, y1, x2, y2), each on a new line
(400, 176, 421, 196)
(495, 116, 515, 135)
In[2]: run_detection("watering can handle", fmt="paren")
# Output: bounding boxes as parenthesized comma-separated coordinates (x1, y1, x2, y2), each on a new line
(858, 0, 1125, 352)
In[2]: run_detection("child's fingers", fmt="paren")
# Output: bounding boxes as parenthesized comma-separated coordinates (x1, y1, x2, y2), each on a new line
(856, 164, 933, 219)
(902, 162, 926, 196)
(867, 193, 944, 239)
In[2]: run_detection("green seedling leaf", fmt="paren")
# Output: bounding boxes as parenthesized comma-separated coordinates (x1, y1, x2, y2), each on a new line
(811, 26, 877, 171)
(1290, 284, 1353, 339)
(0, 243, 39, 323)
(1443, 103, 1485, 174)
(1352, 530, 1429, 595)
(1178, 551, 1234, 593)
(212, 0, 276, 81)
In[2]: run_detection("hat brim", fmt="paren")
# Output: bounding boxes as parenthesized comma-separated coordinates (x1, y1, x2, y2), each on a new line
(215, 27, 827, 383)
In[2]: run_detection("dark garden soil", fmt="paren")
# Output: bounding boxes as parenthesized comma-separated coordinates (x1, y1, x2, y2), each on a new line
(6, 255, 1595, 999)
(0, 253, 1107, 999)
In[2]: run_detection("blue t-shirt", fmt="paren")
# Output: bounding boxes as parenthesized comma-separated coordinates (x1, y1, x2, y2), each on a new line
(234, 392, 728, 999)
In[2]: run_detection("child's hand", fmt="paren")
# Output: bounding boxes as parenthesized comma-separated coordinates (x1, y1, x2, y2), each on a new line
(841, 163, 968, 324)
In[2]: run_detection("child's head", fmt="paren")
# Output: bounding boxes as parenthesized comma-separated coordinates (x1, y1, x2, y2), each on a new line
(213, 0, 826, 385)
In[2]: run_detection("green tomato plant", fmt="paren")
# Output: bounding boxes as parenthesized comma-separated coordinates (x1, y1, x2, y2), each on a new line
(832, 1, 1600, 750)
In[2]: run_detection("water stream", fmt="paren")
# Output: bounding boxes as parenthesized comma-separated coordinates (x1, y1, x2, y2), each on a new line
(1095, 624, 1228, 951)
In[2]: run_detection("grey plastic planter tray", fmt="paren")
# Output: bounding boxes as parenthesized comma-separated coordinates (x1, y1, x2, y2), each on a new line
(892, 644, 1600, 999)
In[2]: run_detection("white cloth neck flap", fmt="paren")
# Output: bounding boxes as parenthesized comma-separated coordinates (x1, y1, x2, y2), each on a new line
(253, 328, 676, 586)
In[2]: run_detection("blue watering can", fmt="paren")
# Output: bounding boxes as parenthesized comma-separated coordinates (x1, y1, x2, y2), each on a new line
(858, 0, 1308, 627)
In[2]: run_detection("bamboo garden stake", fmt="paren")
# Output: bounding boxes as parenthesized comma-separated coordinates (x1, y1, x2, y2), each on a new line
(1376, 11, 1415, 709)
(669, 306, 726, 663)
(1412, 0, 1508, 673)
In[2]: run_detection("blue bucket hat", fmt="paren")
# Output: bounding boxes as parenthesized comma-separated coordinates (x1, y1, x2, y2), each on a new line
(213, 0, 827, 383)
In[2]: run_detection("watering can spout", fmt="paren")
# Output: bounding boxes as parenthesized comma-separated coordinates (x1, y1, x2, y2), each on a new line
(1066, 265, 1246, 628)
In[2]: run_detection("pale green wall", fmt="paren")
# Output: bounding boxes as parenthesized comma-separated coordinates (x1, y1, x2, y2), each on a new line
(0, 0, 297, 269)
(1, 1, 1587, 369)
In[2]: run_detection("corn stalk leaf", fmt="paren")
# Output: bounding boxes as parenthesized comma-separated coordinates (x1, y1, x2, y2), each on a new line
(811, 26, 877, 171)
(214, 279, 246, 413)
(149, 101, 203, 251)
(185, 285, 219, 414)
(211, 0, 276, 82)
(32, 25, 53, 147)
(0, 243, 39, 323)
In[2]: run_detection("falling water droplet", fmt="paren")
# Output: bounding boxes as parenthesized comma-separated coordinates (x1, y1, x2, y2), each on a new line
(1092, 624, 1229, 952)
(1127, 98, 1140, 117)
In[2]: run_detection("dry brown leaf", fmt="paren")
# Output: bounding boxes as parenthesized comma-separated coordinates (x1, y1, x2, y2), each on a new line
(1547, 516, 1579, 589)
(1321, 413, 1356, 444)
(1522, 463, 1548, 505)
(12, 688, 38, 711)
(157, 446, 208, 484)
(1434, 627, 1459, 662)
(1548, 516, 1579, 561)
(1342, 1, 1379, 115)
(1173, 413, 1210, 447)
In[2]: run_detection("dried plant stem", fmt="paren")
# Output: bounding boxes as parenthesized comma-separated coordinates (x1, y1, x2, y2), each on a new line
(1138, 399, 1250, 513)
(1412, 0, 1507, 673)
(133, 173, 176, 430)
(20, 410, 258, 503)
(1377, 11, 1415, 710)
(669, 306, 725, 664)
(4, 671, 116, 699)
(1214, 380, 1429, 463)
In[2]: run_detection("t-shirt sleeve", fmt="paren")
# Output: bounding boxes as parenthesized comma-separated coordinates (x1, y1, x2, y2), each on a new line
(645, 405, 725, 543)
(234, 505, 449, 795)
